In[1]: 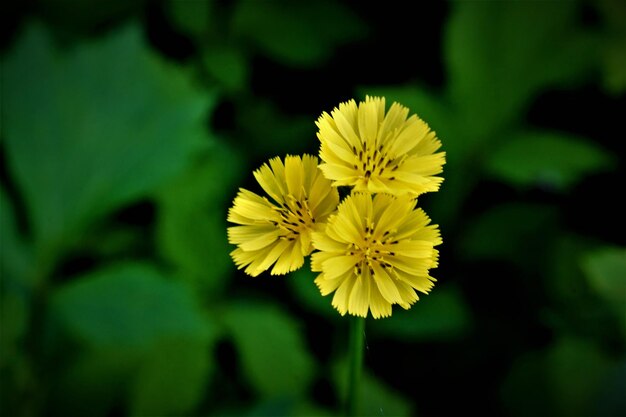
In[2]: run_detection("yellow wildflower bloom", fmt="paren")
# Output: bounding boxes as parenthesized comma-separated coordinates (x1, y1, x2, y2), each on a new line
(316, 96, 445, 197)
(311, 193, 441, 319)
(228, 154, 339, 277)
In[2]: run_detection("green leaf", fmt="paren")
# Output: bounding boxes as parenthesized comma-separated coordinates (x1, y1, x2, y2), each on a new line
(460, 203, 559, 264)
(51, 263, 216, 415)
(2, 23, 214, 259)
(547, 235, 599, 306)
(546, 337, 614, 417)
(156, 143, 244, 295)
(502, 337, 614, 417)
(485, 131, 615, 191)
(0, 292, 30, 417)
(130, 338, 213, 416)
(602, 36, 626, 94)
(38, 0, 143, 34)
(445, 1, 597, 134)
(0, 291, 28, 369)
(237, 98, 315, 156)
(358, 373, 413, 417)
(222, 302, 315, 397)
(51, 347, 138, 416)
(202, 46, 248, 92)
(370, 284, 472, 341)
(459, 203, 558, 269)
(52, 263, 212, 346)
(167, 0, 213, 38)
(232, 0, 366, 67)
(292, 402, 334, 417)
(596, 360, 626, 417)
(245, 398, 296, 417)
(501, 349, 555, 417)
(0, 189, 31, 415)
(0, 187, 32, 284)
(334, 359, 413, 417)
(595, 0, 626, 94)
(582, 247, 626, 306)
(545, 237, 625, 345)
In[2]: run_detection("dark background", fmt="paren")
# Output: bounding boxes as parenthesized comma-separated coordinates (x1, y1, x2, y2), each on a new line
(1, 0, 625, 416)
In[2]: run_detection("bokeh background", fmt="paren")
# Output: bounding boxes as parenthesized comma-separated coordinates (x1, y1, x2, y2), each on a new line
(1, 0, 625, 416)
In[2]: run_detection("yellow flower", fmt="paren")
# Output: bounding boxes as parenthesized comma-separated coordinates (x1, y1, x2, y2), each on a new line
(228, 154, 339, 277)
(316, 96, 445, 197)
(311, 193, 441, 319)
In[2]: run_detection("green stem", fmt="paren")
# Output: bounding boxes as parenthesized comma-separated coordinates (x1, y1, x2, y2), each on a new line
(346, 316, 365, 417)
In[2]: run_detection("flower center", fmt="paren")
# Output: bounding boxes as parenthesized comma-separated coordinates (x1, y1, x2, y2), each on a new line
(273, 195, 315, 241)
(346, 223, 397, 275)
(352, 143, 402, 183)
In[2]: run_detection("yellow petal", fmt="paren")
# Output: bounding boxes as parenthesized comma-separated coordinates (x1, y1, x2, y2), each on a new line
(391, 240, 433, 258)
(309, 175, 338, 215)
(410, 225, 443, 246)
(394, 208, 431, 240)
(388, 116, 429, 156)
(311, 250, 337, 272)
(357, 99, 380, 145)
(348, 276, 370, 318)
(229, 191, 276, 221)
(400, 153, 446, 175)
(284, 155, 304, 199)
(371, 263, 402, 304)
(271, 246, 296, 275)
(253, 165, 282, 204)
(315, 272, 344, 296)
(300, 154, 318, 191)
(394, 268, 435, 294)
(318, 163, 358, 182)
(366, 177, 394, 195)
(372, 195, 412, 235)
(238, 229, 282, 251)
(252, 239, 291, 275)
(413, 131, 442, 156)
(332, 107, 361, 147)
(312, 231, 346, 253)
(394, 279, 419, 308)
(332, 277, 355, 316)
(320, 135, 357, 165)
(322, 255, 358, 280)
(368, 282, 392, 319)
(387, 255, 432, 276)
(378, 102, 408, 142)
(227, 225, 277, 245)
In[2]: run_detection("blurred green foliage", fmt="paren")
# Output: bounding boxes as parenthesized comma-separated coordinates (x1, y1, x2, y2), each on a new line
(1, 0, 624, 416)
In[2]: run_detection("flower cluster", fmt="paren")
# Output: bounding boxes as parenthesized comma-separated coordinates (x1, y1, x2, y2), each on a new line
(228, 96, 445, 318)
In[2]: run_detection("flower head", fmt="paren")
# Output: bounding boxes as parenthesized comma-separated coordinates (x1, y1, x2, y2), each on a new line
(311, 193, 441, 319)
(228, 154, 339, 277)
(316, 96, 445, 197)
